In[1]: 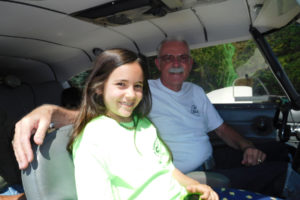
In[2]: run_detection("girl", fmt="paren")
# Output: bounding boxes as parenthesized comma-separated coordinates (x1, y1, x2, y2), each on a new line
(68, 48, 218, 200)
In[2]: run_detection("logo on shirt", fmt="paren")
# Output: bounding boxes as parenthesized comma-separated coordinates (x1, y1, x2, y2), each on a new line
(191, 105, 200, 116)
(153, 138, 162, 156)
(153, 138, 169, 164)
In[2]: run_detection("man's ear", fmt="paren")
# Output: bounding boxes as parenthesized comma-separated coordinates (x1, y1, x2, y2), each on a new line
(155, 58, 161, 71)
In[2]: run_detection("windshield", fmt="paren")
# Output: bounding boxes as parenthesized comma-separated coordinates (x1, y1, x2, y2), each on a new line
(189, 40, 285, 104)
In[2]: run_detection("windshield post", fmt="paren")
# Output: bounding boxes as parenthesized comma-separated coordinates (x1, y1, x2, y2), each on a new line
(250, 26, 300, 110)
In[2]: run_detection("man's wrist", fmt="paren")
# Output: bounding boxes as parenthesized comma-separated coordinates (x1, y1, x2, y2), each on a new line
(241, 145, 255, 152)
(53, 106, 78, 128)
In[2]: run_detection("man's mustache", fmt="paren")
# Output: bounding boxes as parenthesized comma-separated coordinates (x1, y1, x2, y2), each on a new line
(169, 67, 184, 73)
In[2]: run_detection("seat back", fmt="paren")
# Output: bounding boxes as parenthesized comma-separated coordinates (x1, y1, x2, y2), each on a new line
(21, 125, 77, 200)
(0, 78, 64, 190)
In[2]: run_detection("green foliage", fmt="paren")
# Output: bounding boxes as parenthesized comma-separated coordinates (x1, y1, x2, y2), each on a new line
(252, 69, 284, 96)
(147, 57, 160, 79)
(232, 40, 256, 68)
(69, 69, 91, 89)
(265, 22, 300, 93)
(190, 43, 238, 92)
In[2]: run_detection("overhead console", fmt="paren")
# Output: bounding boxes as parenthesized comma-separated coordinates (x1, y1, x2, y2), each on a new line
(72, 0, 228, 26)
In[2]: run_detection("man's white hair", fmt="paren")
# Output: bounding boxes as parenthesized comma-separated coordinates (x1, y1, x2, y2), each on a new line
(156, 36, 190, 56)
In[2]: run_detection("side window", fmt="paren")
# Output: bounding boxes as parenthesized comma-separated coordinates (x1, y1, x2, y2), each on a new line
(68, 69, 91, 89)
(65, 69, 91, 109)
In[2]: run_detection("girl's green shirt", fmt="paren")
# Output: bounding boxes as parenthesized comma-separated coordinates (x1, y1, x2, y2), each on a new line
(72, 115, 188, 199)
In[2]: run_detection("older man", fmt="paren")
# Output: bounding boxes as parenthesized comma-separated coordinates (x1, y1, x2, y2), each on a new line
(13, 38, 299, 199)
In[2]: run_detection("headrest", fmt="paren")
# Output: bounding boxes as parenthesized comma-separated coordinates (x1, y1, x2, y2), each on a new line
(4, 75, 21, 88)
(0, 75, 21, 88)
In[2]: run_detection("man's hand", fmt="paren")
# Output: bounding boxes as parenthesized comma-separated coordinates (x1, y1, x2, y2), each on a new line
(241, 147, 266, 166)
(13, 104, 78, 170)
(215, 123, 267, 166)
(12, 105, 54, 170)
